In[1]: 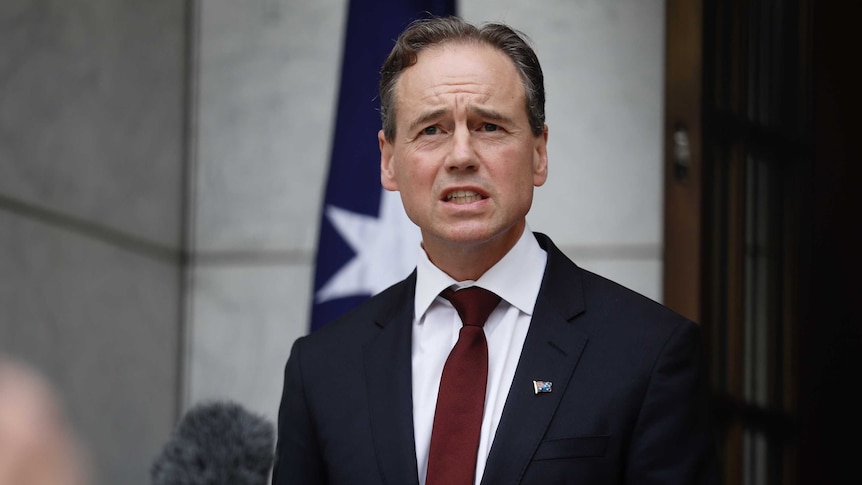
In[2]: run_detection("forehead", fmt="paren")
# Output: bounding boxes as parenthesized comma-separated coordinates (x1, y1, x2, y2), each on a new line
(394, 42, 525, 113)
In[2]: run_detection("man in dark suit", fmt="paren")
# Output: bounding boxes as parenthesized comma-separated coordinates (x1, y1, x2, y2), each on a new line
(272, 16, 718, 485)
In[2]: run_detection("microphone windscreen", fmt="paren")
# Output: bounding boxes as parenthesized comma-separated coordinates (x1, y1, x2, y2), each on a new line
(151, 401, 274, 485)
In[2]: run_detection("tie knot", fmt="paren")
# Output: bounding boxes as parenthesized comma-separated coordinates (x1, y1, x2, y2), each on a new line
(441, 287, 501, 328)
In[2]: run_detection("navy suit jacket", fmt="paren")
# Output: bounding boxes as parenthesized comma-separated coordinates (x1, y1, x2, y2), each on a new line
(272, 233, 718, 484)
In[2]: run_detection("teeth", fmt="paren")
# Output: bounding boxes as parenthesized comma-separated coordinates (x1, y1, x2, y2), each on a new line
(446, 190, 483, 203)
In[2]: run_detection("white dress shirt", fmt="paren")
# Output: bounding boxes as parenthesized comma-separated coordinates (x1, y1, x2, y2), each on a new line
(412, 226, 548, 485)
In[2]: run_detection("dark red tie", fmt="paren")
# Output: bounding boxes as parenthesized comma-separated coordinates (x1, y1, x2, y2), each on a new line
(426, 287, 502, 485)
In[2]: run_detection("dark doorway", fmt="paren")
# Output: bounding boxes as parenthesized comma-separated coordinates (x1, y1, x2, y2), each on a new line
(663, 1, 862, 483)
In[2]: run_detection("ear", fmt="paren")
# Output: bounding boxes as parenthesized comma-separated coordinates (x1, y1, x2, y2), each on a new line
(379, 129, 399, 191)
(532, 124, 549, 187)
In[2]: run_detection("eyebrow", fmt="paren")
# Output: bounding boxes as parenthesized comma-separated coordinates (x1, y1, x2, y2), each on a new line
(406, 106, 515, 134)
(470, 106, 515, 126)
(407, 108, 448, 135)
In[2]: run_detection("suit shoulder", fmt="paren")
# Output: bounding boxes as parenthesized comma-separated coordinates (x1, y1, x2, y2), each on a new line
(535, 231, 695, 334)
(578, 267, 696, 335)
(300, 275, 414, 345)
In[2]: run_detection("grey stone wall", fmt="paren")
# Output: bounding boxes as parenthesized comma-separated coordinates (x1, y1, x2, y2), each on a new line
(0, 1, 188, 484)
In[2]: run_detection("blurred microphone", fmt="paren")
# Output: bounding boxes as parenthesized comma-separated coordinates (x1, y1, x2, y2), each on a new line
(151, 400, 274, 485)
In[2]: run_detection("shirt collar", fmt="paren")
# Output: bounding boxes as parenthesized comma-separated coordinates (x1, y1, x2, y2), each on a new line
(414, 225, 548, 321)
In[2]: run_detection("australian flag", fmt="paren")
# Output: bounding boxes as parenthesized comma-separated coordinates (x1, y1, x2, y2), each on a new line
(310, 0, 456, 331)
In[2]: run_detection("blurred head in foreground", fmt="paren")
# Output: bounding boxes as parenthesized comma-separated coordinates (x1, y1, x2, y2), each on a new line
(0, 357, 90, 485)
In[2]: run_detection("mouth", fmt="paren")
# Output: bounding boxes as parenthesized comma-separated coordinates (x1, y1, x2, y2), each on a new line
(444, 190, 485, 204)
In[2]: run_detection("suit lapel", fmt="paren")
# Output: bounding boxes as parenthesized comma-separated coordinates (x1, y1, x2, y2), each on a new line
(480, 234, 589, 485)
(364, 273, 420, 485)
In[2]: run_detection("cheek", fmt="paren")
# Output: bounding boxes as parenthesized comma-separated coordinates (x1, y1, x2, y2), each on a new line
(397, 155, 439, 189)
(396, 168, 434, 209)
(500, 163, 540, 205)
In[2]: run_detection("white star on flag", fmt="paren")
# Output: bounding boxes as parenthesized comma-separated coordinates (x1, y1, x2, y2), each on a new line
(315, 189, 421, 303)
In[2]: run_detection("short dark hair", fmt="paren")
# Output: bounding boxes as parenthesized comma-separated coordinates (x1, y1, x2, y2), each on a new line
(379, 16, 545, 142)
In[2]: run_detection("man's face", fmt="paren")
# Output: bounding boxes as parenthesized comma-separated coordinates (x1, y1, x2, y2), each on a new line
(379, 42, 548, 256)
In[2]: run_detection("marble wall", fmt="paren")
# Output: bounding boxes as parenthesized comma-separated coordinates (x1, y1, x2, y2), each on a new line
(0, 0, 666, 483)
(182, 0, 347, 444)
(0, 1, 187, 484)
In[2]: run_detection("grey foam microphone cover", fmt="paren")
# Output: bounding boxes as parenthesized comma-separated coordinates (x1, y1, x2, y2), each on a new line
(151, 401, 274, 485)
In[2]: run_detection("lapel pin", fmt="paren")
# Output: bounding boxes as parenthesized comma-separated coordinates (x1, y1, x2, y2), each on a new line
(533, 380, 552, 394)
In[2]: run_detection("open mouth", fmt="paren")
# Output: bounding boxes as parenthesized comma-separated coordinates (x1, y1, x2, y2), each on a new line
(445, 190, 485, 204)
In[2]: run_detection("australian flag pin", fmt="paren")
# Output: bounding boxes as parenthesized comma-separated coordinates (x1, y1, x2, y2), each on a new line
(533, 380, 552, 394)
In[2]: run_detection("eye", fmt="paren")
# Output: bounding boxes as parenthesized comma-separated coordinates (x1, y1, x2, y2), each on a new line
(422, 126, 439, 136)
(482, 123, 499, 132)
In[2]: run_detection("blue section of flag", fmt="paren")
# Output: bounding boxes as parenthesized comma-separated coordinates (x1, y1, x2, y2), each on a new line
(311, 0, 456, 331)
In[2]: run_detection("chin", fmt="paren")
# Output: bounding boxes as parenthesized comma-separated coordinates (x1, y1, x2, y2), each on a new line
(435, 224, 516, 247)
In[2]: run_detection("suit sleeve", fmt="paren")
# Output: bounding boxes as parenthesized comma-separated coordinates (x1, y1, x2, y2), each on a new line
(272, 337, 326, 485)
(624, 321, 719, 485)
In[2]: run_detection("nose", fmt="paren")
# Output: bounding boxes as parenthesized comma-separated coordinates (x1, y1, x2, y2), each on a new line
(445, 126, 479, 172)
